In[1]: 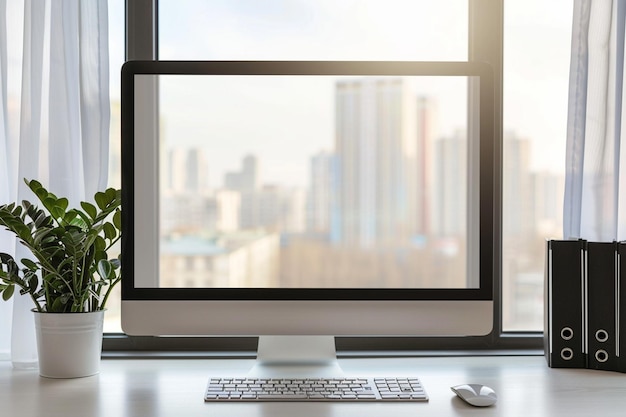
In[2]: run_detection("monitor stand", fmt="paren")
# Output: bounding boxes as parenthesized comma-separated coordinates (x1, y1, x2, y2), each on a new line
(247, 336, 345, 378)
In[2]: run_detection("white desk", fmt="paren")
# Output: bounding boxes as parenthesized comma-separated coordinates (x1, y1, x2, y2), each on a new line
(1, 355, 625, 416)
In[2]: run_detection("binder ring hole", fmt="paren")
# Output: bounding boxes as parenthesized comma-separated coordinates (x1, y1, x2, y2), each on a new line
(560, 327, 574, 341)
(560, 348, 574, 361)
(595, 349, 609, 363)
(595, 330, 609, 343)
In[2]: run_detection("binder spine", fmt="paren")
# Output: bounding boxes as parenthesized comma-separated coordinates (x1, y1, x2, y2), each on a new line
(545, 239, 587, 368)
(586, 241, 619, 371)
(616, 242, 626, 372)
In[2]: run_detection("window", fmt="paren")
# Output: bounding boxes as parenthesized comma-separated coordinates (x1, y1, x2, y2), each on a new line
(110, 0, 573, 350)
(502, 0, 572, 331)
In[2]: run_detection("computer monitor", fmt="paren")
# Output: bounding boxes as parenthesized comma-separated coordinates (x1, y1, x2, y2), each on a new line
(120, 61, 495, 374)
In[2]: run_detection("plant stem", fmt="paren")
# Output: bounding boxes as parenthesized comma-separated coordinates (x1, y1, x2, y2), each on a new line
(99, 276, 121, 310)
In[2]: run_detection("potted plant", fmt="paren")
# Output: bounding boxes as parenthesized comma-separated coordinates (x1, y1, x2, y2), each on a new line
(0, 179, 121, 378)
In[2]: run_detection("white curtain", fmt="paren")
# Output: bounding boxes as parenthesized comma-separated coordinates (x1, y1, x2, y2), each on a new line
(0, 0, 109, 365)
(564, 0, 626, 241)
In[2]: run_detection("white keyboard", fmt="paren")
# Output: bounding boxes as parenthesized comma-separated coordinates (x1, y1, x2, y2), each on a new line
(205, 377, 428, 402)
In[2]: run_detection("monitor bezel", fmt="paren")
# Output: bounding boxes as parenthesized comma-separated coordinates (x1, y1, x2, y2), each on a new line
(121, 60, 495, 302)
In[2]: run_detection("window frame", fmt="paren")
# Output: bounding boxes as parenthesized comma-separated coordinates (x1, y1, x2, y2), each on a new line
(106, 0, 543, 355)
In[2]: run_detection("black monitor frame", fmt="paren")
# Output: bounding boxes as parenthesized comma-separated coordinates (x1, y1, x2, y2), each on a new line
(121, 60, 495, 303)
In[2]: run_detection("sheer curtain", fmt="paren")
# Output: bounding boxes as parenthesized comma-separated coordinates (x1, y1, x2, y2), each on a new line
(564, 0, 626, 241)
(0, 0, 109, 365)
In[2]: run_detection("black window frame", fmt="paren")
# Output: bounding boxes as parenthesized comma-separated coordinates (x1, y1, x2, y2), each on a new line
(105, 0, 543, 355)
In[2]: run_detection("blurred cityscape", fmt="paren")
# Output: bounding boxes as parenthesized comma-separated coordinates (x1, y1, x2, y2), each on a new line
(109, 77, 564, 332)
(158, 79, 466, 290)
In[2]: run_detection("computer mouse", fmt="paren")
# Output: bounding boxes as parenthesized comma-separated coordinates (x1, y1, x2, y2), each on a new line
(451, 384, 497, 407)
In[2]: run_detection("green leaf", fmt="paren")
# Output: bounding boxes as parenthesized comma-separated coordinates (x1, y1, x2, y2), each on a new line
(97, 259, 113, 280)
(0, 252, 14, 262)
(21, 258, 38, 271)
(110, 258, 121, 269)
(105, 188, 117, 204)
(94, 192, 108, 210)
(103, 222, 116, 240)
(33, 210, 50, 229)
(0, 254, 19, 278)
(46, 198, 68, 219)
(49, 279, 68, 292)
(11, 205, 22, 217)
(81, 202, 97, 220)
(50, 295, 69, 312)
(34, 187, 48, 201)
(63, 210, 77, 224)
(56, 198, 69, 212)
(43, 197, 60, 217)
(67, 210, 89, 229)
(94, 235, 106, 253)
(26, 179, 44, 196)
(41, 235, 58, 245)
(113, 209, 121, 230)
(2, 284, 14, 301)
(94, 250, 107, 264)
(26, 272, 39, 292)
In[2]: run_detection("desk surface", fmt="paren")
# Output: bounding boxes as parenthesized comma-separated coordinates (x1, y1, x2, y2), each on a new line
(1, 355, 626, 416)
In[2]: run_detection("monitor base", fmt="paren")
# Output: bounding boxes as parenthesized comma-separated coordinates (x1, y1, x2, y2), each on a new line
(247, 336, 344, 377)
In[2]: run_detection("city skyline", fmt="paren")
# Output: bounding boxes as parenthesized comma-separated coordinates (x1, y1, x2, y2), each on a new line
(162, 78, 451, 240)
(159, 77, 471, 290)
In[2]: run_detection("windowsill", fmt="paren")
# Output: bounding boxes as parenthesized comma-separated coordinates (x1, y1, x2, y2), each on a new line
(99, 348, 545, 360)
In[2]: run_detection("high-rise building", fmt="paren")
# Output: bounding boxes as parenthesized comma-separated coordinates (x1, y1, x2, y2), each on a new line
(433, 130, 466, 237)
(213, 190, 241, 233)
(307, 151, 335, 234)
(503, 131, 533, 238)
(224, 154, 259, 193)
(186, 148, 209, 194)
(501, 131, 541, 330)
(167, 148, 187, 194)
(415, 97, 438, 236)
(223, 154, 305, 233)
(159, 146, 213, 235)
(333, 78, 417, 247)
(166, 147, 209, 195)
(531, 171, 564, 237)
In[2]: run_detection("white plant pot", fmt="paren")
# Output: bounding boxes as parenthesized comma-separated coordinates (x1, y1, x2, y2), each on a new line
(33, 309, 105, 378)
